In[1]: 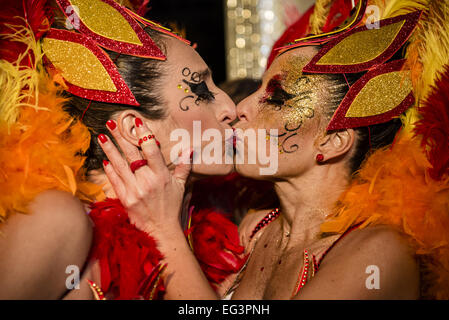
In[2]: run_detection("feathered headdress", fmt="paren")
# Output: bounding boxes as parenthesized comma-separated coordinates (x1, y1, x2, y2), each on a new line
(303, 0, 449, 298)
(40, 0, 189, 105)
(275, 0, 420, 131)
(0, 0, 187, 221)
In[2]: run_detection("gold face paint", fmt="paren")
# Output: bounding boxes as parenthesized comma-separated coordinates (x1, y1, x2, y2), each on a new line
(261, 56, 328, 132)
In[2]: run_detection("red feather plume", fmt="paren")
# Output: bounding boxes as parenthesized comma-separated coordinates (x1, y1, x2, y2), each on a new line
(414, 65, 449, 181)
(322, 0, 357, 33)
(266, 5, 314, 70)
(187, 209, 248, 289)
(0, 0, 53, 66)
(89, 198, 165, 300)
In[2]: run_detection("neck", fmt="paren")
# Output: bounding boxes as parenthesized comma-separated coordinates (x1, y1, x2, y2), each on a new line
(274, 162, 350, 245)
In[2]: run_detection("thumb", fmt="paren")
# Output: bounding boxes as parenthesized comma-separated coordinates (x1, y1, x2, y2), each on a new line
(173, 148, 193, 183)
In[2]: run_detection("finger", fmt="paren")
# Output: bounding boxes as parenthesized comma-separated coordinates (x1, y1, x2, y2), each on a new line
(102, 160, 127, 200)
(106, 119, 142, 163)
(135, 117, 169, 174)
(98, 133, 136, 186)
(173, 148, 193, 183)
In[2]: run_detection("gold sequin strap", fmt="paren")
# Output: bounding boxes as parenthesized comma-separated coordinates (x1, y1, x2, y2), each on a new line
(87, 280, 107, 300)
(292, 250, 316, 297)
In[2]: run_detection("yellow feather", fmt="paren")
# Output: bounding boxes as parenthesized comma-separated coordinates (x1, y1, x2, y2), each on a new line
(0, 21, 45, 131)
(413, 1, 449, 101)
(381, 0, 430, 18)
(309, 0, 333, 34)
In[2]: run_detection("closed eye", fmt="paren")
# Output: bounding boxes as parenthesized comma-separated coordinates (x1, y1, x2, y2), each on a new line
(183, 80, 216, 102)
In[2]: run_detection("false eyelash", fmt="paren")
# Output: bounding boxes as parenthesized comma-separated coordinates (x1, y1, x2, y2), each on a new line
(196, 90, 216, 102)
(183, 80, 216, 102)
(260, 77, 295, 107)
(264, 97, 284, 106)
(261, 88, 295, 107)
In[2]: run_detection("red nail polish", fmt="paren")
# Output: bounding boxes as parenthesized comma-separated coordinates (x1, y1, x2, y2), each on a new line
(190, 150, 194, 160)
(98, 134, 108, 143)
(103, 160, 109, 166)
(138, 138, 143, 145)
(135, 117, 143, 128)
(106, 120, 116, 130)
(156, 140, 161, 148)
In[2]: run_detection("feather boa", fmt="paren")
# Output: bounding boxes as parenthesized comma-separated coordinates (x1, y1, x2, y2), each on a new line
(89, 199, 166, 300)
(89, 200, 247, 298)
(0, 72, 104, 222)
(317, 0, 449, 299)
(0, 0, 103, 223)
(414, 66, 449, 181)
(186, 208, 248, 289)
(320, 135, 449, 298)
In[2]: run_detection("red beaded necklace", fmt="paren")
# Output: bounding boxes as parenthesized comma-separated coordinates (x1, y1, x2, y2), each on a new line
(249, 209, 363, 298)
(249, 208, 281, 240)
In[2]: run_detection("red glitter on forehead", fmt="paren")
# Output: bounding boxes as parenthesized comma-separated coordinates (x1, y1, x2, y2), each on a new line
(265, 74, 283, 96)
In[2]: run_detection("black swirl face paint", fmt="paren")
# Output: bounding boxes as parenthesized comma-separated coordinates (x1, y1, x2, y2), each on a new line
(261, 56, 327, 154)
(178, 67, 216, 111)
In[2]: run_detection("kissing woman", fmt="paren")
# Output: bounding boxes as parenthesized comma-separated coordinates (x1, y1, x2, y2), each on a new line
(0, 0, 243, 299)
(101, 0, 449, 299)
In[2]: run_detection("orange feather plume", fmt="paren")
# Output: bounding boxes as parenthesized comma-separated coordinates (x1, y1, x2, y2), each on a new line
(0, 74, 105, 222)
(321, 135, 449, 298)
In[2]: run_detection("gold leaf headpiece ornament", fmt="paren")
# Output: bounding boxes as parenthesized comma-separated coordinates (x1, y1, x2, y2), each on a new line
(277, 0, 422, 131)
(42, 0, 189, 106)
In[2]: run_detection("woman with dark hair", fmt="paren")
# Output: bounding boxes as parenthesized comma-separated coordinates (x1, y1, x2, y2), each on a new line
(0, 0, 239, 299)
(100, 0, 449, 299)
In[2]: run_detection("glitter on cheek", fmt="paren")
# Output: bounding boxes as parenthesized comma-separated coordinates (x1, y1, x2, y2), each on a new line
(277, 56, 329, 131)
(254, 100, 285, 131)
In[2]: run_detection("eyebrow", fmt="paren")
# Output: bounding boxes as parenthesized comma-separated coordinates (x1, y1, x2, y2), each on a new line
(199, 68, 212, 81)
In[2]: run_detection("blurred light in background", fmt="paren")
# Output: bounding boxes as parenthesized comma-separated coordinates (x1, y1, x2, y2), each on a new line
(225, 0, 285, 80)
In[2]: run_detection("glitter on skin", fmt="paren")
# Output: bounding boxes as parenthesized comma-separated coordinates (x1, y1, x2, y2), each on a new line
(260, 56, 329, 132)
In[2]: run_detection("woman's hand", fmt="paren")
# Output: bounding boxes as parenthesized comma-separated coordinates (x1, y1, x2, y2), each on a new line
(98, 118, 218, 299)
(98, 118, 192, 237)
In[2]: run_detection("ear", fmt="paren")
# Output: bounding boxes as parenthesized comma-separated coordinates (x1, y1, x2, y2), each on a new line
(115, 109, 161, 146)
(316, 129, 356, 163)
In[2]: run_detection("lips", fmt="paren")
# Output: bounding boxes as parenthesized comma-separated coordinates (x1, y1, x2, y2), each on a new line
(231, 127, 243, 153)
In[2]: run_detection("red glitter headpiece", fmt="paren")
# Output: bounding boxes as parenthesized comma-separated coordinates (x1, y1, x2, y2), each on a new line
(275, 0, 422, 131)
(41, 0, 190, 106)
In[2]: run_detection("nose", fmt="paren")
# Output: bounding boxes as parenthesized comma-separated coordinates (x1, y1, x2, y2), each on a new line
(236, 94, 256, 123)
(216, 88, 237, 125)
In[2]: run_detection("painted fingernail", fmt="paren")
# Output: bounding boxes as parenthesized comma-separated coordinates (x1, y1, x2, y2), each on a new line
(135, 117, 143, 128)
(106, 119, 116, 130)
(98, 134, 108, 143)
(138, 138, 143, 145)
(103, 160, 109, 166)
(190, 150, 194, 160)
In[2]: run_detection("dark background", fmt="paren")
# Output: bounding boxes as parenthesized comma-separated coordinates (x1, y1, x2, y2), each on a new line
(147, 0, 227, 84)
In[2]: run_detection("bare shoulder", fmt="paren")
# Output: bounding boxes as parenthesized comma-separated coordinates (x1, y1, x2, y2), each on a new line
(297, 225, 420, 299)
(0, 190, 93, 299)
(30, 189, 87, 218)
(330, 225, 417, 267)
